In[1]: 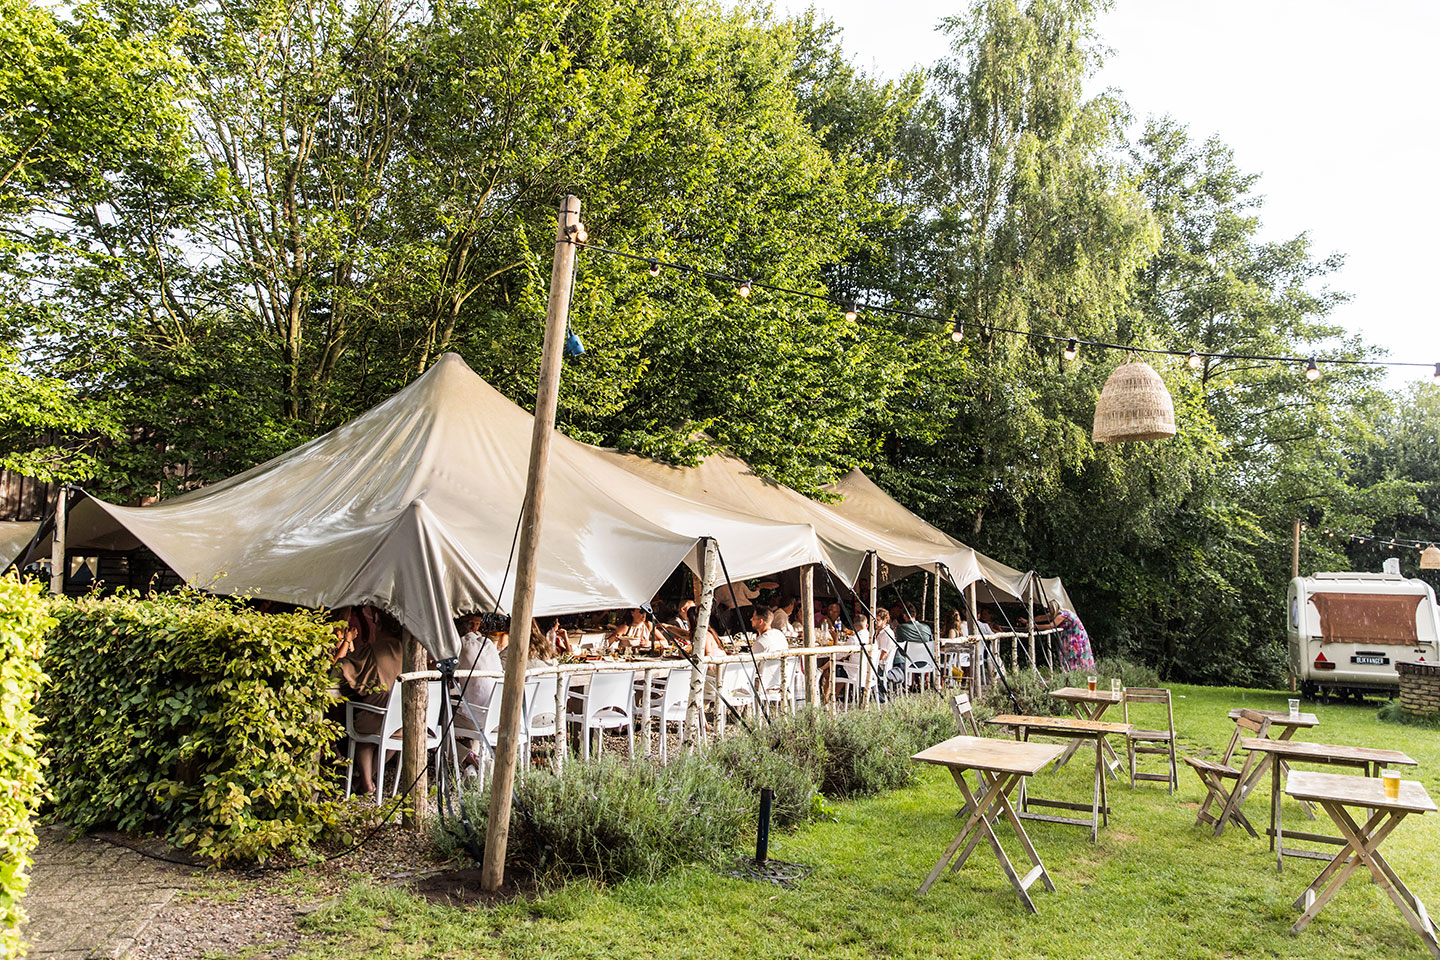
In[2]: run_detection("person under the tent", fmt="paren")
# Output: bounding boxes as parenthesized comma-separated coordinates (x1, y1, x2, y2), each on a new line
(749, 607, 788, 697)
(607, 607, 650, 654)
(334, 612, 405, 796)
(942, 608, 965, 639)
(712, 578, 777, 632)
(772, 596, 800, 640)
(873, 608, 898, 691)
(687, 605, 728, 658)
(836, 612, 872, 691)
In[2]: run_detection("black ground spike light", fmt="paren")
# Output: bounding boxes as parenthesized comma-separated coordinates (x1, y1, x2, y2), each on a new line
(725, 788, 815, 888)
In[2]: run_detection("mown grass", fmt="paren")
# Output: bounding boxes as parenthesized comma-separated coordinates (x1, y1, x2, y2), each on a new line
(292, 684, 1440, 959)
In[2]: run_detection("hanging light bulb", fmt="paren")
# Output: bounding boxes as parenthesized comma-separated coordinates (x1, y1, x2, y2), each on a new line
(950, 320, 964, 342)
(1187, 350, 1202, 371)
(1305, 357, 1320, 381)
(647, 259, 660, 278)
(737, 278, 752, 299)
(1063, 339, 1078, 361)
(845, 301, 858, 322)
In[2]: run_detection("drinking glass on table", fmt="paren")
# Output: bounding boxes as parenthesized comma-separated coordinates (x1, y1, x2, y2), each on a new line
(1383, 769, 1401, 799)
(1086, 675, 1097, 692)
(1288, 698, 1300, 719)
(1111, 678, 1122, 697)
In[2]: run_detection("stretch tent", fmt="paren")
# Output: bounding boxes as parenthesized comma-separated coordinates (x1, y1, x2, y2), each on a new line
(36, 354, 831, 659)
(821, 469, 1033, 600)
(0, 521, 40, 572)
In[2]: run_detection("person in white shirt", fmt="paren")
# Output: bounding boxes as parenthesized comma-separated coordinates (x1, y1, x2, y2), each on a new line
(749, 607, 788, 695)
(838, 613, 872, 694)
(714, 578, 778, 631)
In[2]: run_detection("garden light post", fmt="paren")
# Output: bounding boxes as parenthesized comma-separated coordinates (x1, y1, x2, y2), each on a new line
(481, 195, 583, 891)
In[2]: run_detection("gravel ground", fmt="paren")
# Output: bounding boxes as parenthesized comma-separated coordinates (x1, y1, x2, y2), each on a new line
(129, 814, 456, 960)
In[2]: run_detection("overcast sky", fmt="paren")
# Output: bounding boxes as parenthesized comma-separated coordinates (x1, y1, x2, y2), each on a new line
(769, 0, 1439, 389)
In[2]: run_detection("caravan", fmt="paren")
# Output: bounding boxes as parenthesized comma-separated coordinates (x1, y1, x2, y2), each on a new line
(1287, 562, 1440, 700)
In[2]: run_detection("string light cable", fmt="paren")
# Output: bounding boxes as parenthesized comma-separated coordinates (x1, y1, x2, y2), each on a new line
(564, 237, 1440, 380)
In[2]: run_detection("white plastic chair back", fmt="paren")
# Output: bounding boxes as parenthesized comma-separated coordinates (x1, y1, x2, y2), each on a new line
(659, 667, 691, 721)
(527, 676, 559, 736)
(584, 671, 636, 728)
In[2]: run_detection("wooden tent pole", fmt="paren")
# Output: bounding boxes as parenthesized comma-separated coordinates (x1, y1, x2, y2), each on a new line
(864, 552, 878, 705)
(49, 485, 67, 596)
(932, 570, 942, 689)
(480, 195, 582, 892)
(1027, 579, 1038, 676)
(399, 631, 428, 828)
(685, 537, 717, 747)
(801, 564, 819, 706)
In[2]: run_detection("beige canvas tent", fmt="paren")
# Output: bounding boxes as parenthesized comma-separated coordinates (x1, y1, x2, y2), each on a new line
(821, 469, 1033, 599)
(41, 354, 832, 658)
(0, 521, 39, 572)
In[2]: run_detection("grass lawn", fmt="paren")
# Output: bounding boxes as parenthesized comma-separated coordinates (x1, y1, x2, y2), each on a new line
(297, 685, 1440, 959)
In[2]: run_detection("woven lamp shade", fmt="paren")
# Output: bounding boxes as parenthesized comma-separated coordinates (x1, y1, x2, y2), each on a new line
(1092, 361, 1177, 443)
(1421, 545, 1440, 570)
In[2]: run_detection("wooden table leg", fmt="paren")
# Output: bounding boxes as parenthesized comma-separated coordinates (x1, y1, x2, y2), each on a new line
(1273, 752, 1283, 870)
(1214, 749, 1264, 837)
(920, 770, 1006, 895)
(1291, 804, 1410, 936)
(1091, 733, 1103, 842)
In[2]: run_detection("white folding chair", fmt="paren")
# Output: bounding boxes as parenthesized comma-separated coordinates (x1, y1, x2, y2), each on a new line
(344, 683, 402, 804)
(566, 670, 636, 761)
(642, 666, 693, 761)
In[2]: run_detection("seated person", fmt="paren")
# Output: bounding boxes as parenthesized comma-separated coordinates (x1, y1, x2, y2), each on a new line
(837, 612, 872, 685)
(687, 605, 728, 658)
(749, 607, 787, 693)
(771, 596, 800, 639)
(335, 618, 404, 795)
(607, 607, 651, 654)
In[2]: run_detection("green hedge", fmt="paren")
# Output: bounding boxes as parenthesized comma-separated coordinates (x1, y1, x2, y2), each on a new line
(39, 591, 343, 862)
(1, 577, 53, 960)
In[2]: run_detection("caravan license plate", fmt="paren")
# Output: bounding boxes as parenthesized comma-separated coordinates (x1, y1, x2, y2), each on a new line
(1351, 655, 1389, 665)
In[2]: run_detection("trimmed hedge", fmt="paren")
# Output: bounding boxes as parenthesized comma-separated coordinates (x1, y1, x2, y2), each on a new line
(1, 577, 53, 960)
(39, 592, 343, 862)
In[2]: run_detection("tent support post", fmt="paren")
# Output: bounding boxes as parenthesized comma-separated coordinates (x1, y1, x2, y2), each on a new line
(801, 565, 818, 707)
(1027, 584, 1038, 677)
(49, 485, 67, 596)
(864, 552, 878, 706)
(481, 195, 582, 891)
(932, 570, 942, 690)
(966, 582, 981, 698)
(685, 537, 718, 747)
(400, 631, 428, 828)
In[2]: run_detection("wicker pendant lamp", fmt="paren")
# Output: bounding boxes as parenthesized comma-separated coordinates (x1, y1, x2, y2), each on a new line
(1421, 544, 1440, 570)
(1092, 360, 1177, 443)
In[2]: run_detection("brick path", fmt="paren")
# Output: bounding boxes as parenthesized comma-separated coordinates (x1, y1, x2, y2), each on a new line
(22, 827, 190, 960)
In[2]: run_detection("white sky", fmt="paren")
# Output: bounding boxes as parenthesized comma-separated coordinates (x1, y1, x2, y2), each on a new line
(772, 0, 1440, 389)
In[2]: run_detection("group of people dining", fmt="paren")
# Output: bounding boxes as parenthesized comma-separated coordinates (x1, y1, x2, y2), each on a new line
(324, 579, 1095, 797)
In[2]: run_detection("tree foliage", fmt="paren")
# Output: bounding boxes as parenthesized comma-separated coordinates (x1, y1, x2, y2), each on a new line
(1, 0, 1431, 685)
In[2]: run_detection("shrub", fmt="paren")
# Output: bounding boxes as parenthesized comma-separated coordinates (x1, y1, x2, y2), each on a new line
(1378, 700, 1440, 730)
(1, 577, 54, 959)
(437, 754, 751, 884)
(707, 729, 818, 829)
(39, 591, 343, 862)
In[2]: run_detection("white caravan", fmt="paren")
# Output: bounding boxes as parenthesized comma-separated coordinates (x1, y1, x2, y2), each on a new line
(1287, 563, 1440, 700)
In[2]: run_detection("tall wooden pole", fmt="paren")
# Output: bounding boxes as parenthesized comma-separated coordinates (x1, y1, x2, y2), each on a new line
(685, 538, 718, 746)
(481, 195, 582, 891)
(1292, 519, 1302, 579)
(1026, 576, 1037, 676)
(49, 486, 67, 596)
(399, 631, 428, 828)
(801, 564, 818, 706)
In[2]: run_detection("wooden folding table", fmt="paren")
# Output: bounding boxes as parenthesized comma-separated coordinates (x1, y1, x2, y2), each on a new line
(1210, 708, 1320, 836)
(1048, 687, 1124, 776)
(1285, 771, 1438, 959)
(1238, 737, 1418, 870)
(912, 735, 1064, 913)
(986, 714, 1130, 842)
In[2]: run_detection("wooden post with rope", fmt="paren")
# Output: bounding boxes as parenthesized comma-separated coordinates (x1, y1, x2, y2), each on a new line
(399, 630, 428, 828)
(801, 564, 819, 706)
(480, 195, 583, 892)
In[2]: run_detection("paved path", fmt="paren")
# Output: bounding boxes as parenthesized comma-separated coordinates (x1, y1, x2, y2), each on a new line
(22, 827, 190, 959)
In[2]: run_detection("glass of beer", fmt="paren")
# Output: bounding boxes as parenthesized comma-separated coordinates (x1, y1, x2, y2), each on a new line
(1382, 770, 1401, 800)
(1086, 675, 1097, 692)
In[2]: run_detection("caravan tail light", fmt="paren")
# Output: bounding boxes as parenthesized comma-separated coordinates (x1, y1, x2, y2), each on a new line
(1314, 651, 1336, 671)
